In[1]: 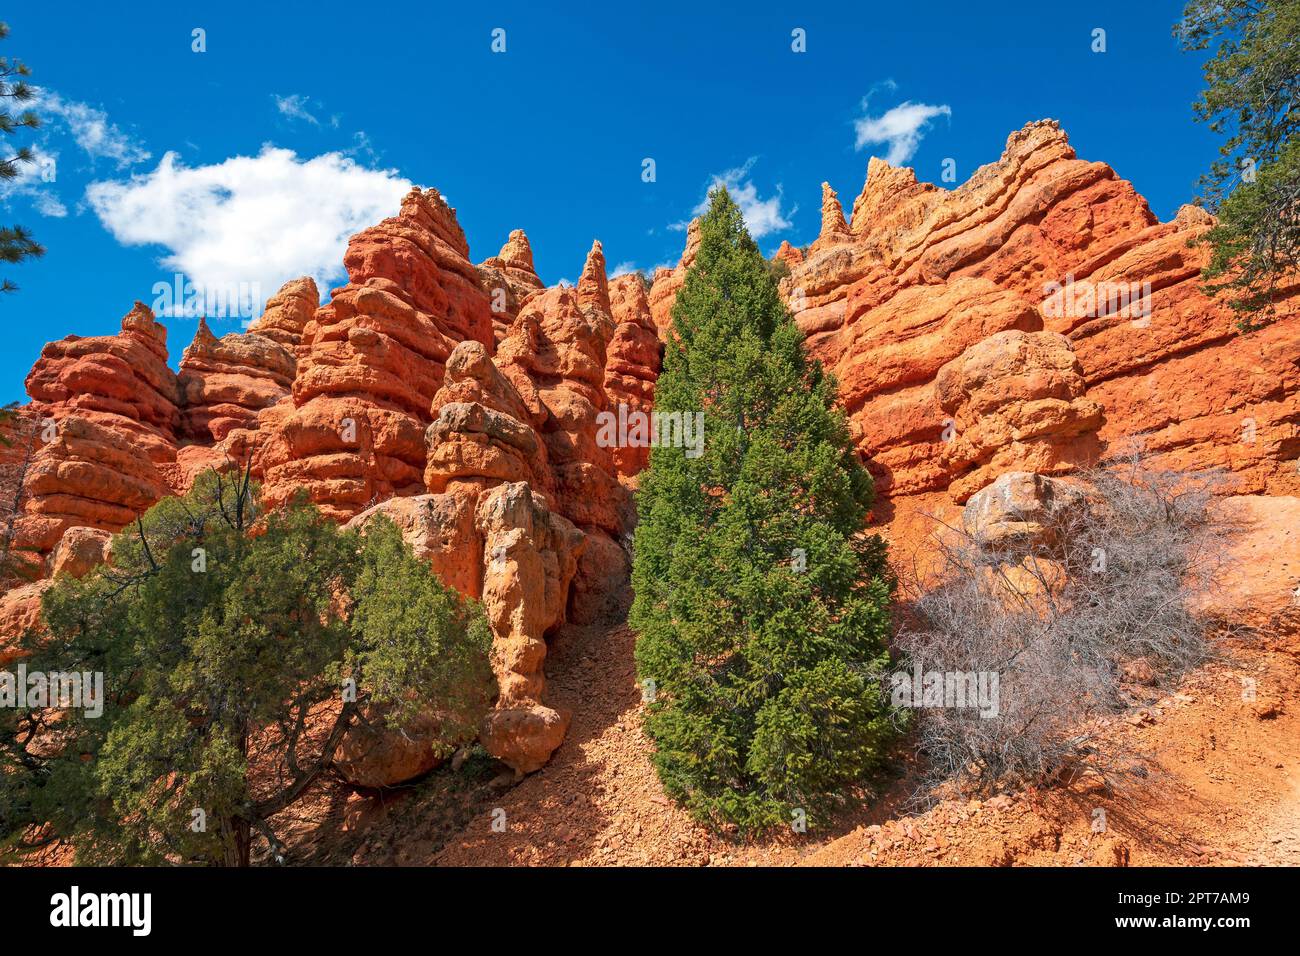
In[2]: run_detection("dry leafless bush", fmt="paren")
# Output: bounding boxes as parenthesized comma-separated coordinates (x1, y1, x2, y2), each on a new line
(894, 454, 1229, 801)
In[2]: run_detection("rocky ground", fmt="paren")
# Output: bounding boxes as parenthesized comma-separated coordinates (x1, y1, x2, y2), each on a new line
(274, 600, 1299, 868)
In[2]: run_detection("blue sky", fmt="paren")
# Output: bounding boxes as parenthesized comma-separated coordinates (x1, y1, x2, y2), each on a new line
(1, 0, 1218, 402)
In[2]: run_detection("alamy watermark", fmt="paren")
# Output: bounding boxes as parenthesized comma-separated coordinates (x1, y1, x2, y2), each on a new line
(890, 664, 1000, 719)
(1, 664, 104, 718)
(1042, 273, 1152, 326)
(151, 273, 263, 323)
(50, 886, 151, 936)
(595, 403, 705, 458)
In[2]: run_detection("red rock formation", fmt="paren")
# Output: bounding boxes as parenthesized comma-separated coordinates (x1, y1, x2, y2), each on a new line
(809, 181, 851, 255)
(168, 278, 316, 487)
(602, 273, 661, 480)
(774, 240, 805, 271)
(496, 267, 627, 536)
(577, 239, 611, 314)
(648, 218, 700, 340)
(24, 302, 180, 466)
(477, 229, 545, 343)
(13, 304, 179, 562)
(14, 416, 171, 558)
(425, 340, 549, 497)
(247, 276, 318, 353)
(804, 124, 1294, 514)
(9, 119, 1298, 780)
(634, 119, 1299, 563)
(258, 187, 496, 520)
(496, 247, 634, 637)
(935, 329, 1103, 502)
(475, 481, 584, 773)
(177, 317, 297, 445)
(421, 241, 638, 760)
(4, 191, 631, 776)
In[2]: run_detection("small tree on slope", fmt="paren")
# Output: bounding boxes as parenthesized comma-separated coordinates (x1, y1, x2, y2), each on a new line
(0, 471, 493, 865)
(630, 188, 896, 832)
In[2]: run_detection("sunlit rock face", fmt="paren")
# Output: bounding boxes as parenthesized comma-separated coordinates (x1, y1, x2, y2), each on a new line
(8, 120, 1298, 775)
(650, 119, 1299, 562)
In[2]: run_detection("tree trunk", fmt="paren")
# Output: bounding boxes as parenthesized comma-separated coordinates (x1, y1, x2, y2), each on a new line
(220, 816, 252, 867)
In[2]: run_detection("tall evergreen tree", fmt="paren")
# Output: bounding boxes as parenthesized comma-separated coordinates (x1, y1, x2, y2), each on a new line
(630, 188, 895, 832)
(0, 21, 43, 295)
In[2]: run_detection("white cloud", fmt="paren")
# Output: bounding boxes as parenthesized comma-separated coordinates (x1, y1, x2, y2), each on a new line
(347, 130, 379, 163)
(273, 93, 342, 130)
(31, 190, 68, 218)
(86, 146, 412, 311)
(273, 93, 321, 126)
(854, 100, 951, 165)
(676, 158, 793, 239)
(611, 259, 674, 278)
(30, 89, 151, 168)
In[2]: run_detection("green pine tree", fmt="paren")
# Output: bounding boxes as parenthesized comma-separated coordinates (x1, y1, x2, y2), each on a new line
(630, 187, 896, 832)
(0, 21, 43, 295)
(1176, 0, 1300, 330)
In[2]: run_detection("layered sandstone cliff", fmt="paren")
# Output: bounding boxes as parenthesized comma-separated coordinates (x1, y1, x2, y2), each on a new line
(645, 119, 1299, 560)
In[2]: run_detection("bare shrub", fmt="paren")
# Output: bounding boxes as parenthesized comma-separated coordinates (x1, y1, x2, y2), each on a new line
(893, 455, 1227, 800)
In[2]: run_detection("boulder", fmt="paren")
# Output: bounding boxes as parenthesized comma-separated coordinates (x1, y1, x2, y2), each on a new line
(961, 472, 1087, 551)
(345, 492, 481, 600)
(935, 330, 1103, 502)
(49, 526, 113, 579)
(334, 707, 453, 790)
(1204, 495, 1300, 638)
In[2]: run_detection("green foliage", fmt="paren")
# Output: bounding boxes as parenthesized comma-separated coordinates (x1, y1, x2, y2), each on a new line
(350, 516, 494, 738)
(630, 188, 896, 833)
(0, 470, 493, 865)
(0, 22, 43, 294)
(1176, 0, 1300, 330)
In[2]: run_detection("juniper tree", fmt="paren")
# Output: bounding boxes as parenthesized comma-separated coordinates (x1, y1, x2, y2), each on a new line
(0, 469, 493, 865)
(1177, 0, 1300, 330)
(630, 188, 896, 832)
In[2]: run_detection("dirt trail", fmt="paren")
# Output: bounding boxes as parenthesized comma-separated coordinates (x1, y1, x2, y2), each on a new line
(1254, 766, 1300, 866)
